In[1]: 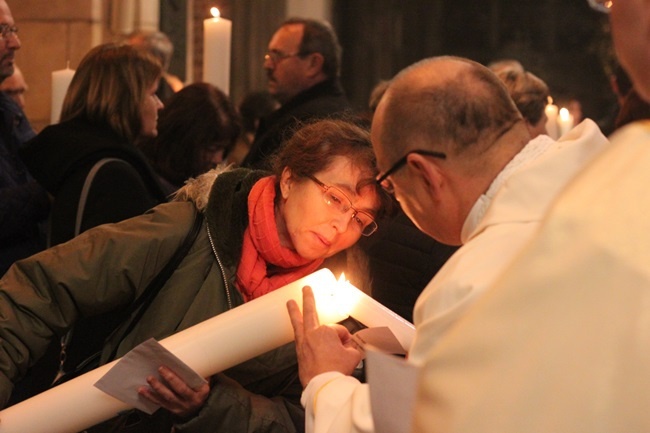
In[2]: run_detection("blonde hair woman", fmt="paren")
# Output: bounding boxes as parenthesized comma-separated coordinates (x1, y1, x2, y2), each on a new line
(20, 43, 167, 246)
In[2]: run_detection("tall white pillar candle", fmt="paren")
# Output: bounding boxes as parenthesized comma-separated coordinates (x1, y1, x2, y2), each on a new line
(0, 269, 414, 433)
(50, 64, 75, 124)
(544, 102, 559, 140)
(202, 7, 231, 94)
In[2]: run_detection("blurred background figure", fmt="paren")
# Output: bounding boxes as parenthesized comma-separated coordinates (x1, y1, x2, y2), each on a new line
(124, 29, 184, 103)
(614, 88, 650, 131)
(138, 82, 241, 194)
(0, 63, 27, 109)
(493, 65, 550, 138)
(13, 42, 168, 401)
(21, 43, 167, 247)
(227, 90, 279, 166)
(242, 17, 351, 169)
(598, 62, 635, 135)
(0, 0, 49, 276)
(487, 58, 524, 76)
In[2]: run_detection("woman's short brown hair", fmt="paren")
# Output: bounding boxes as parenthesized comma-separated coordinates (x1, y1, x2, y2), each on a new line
(271, 118, 393, 219)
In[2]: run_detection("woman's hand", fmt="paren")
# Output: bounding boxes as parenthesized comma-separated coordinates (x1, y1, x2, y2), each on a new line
(287, 285, 363, 387)
(138, 366, 210, 418)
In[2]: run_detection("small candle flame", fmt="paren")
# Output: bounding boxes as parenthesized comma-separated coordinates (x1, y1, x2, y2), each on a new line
(547, 96, 553, 105)
(210, 7, 221, 18)
(338, 272, 347, 283)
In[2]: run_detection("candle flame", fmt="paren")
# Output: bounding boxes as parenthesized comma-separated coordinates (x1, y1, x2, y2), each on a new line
(547, 96, 553, 105)
(210, 7, 221, 18)
(559, 107, 571, 121)
(338, 272, 347, 283)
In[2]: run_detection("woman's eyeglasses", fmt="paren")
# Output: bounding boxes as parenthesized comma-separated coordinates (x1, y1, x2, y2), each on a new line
(308, 175, 378, 236)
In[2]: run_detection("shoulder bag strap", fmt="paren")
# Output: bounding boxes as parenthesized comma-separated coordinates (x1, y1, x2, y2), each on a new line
(106, 209, 204, 360)
(74, 157, 123, 237)
(54, 209, 204, 383)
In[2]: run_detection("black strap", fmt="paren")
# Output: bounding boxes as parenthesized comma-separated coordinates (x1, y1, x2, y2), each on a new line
(106, 210, 204, 361)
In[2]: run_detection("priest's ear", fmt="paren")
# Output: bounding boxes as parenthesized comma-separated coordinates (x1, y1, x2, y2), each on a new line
(406, 153, 445, 197)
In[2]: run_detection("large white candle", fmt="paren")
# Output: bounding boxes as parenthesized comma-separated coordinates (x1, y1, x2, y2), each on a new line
(202, 7, 231, 94)
(50, 64, 75, 125)
(0, 269, 414, 433)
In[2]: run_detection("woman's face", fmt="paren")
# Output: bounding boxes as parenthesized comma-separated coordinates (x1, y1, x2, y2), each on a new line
(140, 80, 163, 137)
(277, 155, 380, 261)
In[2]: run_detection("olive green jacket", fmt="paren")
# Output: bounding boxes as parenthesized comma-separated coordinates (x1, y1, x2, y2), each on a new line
(0, 169, 304, 432)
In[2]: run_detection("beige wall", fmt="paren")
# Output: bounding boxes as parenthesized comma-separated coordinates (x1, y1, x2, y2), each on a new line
(11, 0, 112, 132)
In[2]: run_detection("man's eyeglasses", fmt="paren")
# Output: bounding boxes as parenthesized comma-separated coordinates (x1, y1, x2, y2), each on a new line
(588, 0, 612, 13)
(0, 24, 18, 41)
(376, 149, 447, 194)
(264, 50, 306, 66)
(308, 175, 378, 237)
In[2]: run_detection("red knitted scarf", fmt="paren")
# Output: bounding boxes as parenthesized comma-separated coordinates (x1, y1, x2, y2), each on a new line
(236, 176, 323, 301)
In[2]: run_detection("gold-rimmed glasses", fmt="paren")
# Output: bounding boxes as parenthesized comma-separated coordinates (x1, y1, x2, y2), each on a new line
(307, 175, 378, 236)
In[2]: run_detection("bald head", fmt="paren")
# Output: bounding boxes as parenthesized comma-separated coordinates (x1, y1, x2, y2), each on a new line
(373, 56, 524, 164)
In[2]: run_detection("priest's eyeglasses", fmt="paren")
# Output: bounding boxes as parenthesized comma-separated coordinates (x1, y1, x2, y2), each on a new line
(308, 175, 378, 236)
(587, 0, 612, 13)
(376, 150, 447, 194)
(0, 24, 18, 41)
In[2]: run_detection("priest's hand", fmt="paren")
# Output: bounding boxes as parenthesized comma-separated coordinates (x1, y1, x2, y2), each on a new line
(287, 285, 363, 387)
(138, 366, 210, 418)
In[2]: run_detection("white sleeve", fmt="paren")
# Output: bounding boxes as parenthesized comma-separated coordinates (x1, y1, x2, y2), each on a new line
(301, 372, 375, 433)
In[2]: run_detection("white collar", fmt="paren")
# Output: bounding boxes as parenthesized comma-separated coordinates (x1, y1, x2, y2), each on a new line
(460, 134, 556, 243)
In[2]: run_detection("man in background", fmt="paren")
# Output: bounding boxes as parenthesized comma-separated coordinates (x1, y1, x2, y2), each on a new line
(124, 29, 183, 103)
(242, 18, 350, 169)
(0, 63, 26, 108)
(0, 0, 49, 275)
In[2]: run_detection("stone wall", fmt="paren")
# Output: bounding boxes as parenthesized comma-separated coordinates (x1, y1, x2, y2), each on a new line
(12, 0, 110, 132)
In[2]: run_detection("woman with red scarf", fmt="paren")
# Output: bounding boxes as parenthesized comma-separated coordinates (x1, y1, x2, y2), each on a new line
(0, 118, 390, 433)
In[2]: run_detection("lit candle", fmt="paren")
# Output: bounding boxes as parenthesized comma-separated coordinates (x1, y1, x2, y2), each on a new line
(0, 269, 414, 433)
(202, 7, 232, 94)
(544, 97, 559, 140)
(558, 107, 574, 137)
(50, 63, 75, 124)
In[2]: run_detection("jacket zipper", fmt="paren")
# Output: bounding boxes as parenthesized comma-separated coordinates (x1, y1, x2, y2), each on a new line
(206, 224, 233, 310)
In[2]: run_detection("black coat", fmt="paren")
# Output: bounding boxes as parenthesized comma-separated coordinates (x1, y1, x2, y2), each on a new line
(20, 117, 167, 246)
(0, 93, 49, 274)
(242, 79, 351, 169)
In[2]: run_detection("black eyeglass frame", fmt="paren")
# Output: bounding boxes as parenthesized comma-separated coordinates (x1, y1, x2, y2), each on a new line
(306, 174, 379, 237)
(375, 149, 447, 188)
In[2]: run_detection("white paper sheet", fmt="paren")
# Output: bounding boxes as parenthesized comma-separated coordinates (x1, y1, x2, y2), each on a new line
(366, 349, 419, 433)
(94, 338, 207, 414)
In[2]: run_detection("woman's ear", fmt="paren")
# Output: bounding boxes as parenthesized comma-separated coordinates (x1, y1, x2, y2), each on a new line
(279, 167, 293, 199)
